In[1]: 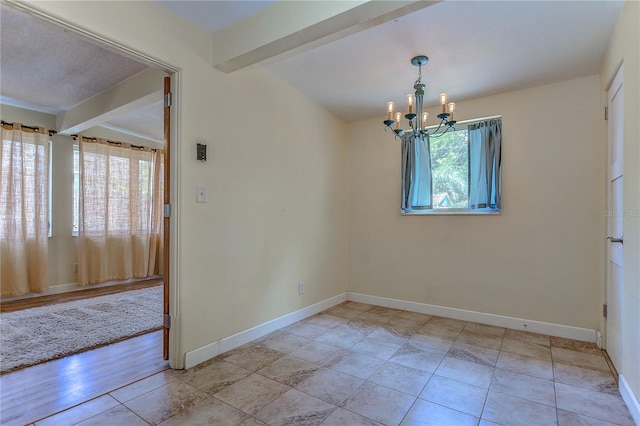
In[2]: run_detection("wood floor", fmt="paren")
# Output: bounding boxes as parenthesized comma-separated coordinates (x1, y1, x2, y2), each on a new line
(0, 278, 163, 313)
(0, 330, 168, 426)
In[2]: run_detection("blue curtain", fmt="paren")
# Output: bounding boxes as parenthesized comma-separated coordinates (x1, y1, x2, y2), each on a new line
(401, 135, 432, 212)
(469, 118, 502, 209)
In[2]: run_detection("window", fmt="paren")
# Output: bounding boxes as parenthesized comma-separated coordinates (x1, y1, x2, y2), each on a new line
(401, 116, 502, 215)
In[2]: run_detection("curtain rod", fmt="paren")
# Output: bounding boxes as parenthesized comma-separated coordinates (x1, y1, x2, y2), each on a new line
(72, 134, 158, 152)
(1, 120, 57, 136)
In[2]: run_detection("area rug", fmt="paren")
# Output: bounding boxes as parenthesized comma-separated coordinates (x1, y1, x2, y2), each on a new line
(0, 285, 162, 373)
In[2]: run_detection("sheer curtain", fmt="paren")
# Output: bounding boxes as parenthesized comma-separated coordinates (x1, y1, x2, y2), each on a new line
(78, 137, 163, 286)
(401, 134, 432, 212)
(0, 122, 49, 297)
(469, 118, 502, 209)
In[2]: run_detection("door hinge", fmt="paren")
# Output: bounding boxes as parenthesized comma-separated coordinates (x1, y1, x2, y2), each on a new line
(164, 203, 172, 218)
(163, 314, 171, 329)
(604, 106, 608, 121)
(164, 92, 172, 108)
(603, 304, 607, 318)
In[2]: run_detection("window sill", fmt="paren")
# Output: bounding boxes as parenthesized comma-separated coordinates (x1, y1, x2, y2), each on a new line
(402, 208, 501, 216)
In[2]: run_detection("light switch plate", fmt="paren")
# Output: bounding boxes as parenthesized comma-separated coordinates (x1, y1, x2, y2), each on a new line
(196, 185, 207, 203)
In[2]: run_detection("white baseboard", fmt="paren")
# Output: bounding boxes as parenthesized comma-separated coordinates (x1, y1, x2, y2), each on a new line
(184, 292, 347, 369)
(620, 374, 640, 425)
(347, 292, 597, 343)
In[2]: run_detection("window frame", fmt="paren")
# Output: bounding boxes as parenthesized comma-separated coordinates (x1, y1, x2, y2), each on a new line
(401, 115, 502, 216)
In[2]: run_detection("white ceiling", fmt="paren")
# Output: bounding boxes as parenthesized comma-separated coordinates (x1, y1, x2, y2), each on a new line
(1, 1, 624, 139)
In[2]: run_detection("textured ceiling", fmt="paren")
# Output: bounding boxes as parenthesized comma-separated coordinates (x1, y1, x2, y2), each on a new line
(0, 5, 148, 114)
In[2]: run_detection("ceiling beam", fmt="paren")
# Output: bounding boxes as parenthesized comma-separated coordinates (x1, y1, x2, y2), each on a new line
(212, 1, 439, 73)
(57, 67, 167, 135)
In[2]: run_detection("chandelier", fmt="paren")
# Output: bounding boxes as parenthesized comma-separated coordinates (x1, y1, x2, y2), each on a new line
(383, 55, 456, 139)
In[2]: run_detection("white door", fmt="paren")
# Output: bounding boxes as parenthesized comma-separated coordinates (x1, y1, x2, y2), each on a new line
(606, 66, 624, 371)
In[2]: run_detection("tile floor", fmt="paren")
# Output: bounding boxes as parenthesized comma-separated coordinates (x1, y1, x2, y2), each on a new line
(33, 302, 635, 426)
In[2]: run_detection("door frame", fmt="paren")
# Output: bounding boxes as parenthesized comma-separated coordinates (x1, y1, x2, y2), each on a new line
(6, 1, 182, 368)
(604, 64, 624, 371)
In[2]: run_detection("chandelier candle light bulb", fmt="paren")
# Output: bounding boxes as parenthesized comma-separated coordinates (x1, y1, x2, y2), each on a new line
(384, 55, 457, 140)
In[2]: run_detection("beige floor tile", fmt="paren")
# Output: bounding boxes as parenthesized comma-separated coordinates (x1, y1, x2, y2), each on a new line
(321, 407, 383, 425)
(257, 331, 311, 354)
(551, 347, 610, 372)
(555, 382, 635, 425)
(179, 360, 252, 395)
(500, 337, 552, 361)
(238, 417, 267, 426)
(367, 327, 412, 346)
(553, 363, 618, 395)
(223, 344, 285, 372)
(295, 367, 364, 405)
(557, 408, 620, 426)
(407, 333, 455, 353)
(428, 316, 467, 329)
(305, 314, 347, 328)
(385, 316, 424, 333)
(283, 321, 332, 340)
(503, 329, 550, 346)
(289, 341, 347, 366)
(213, 373, 289, 415)
(463, 322, 506, 337)
(400, 399, 479, 426)
(482, 391, 558, 426)
(35, 395, 120, 426)
(350, 336, 402, 360)
(110, 371, 177, 403)
(254, 389, 336, 426)
(157, 397, 248, 426)
(456, 330, 503, 350)
(389, 344, 446, 373)
(395, 311, 432, 324)
(420, 375, 488, 417)
(316, 324, 367, 349)
(490, 368, 555, 406)
(342, 382, 415, 426)
(495, 350, 553, 380)
(418, 322, 464, 340)
(447, 341, 499, 367)
(256, 355, 320, 387)
(325, 305, 363, 319)
(347, 319, 380, 335)
(368, 362, 431, 396)
(326, 352, 384, 380)
(550, 337, 602, 355)
(339, 301, 375, 312)
(435, 356, 495, 388)
(356, 311, 394, 325)
(76, 405, 148, 426)
(124, 380, 209, 424)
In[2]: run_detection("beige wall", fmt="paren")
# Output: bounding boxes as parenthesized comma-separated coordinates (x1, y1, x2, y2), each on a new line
(348, 75, 604, 329)
(21, 1, 349, 367)
(600, 0, 640, 408)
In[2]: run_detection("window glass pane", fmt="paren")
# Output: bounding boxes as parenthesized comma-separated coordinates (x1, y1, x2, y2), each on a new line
(430, 129, 469, 208)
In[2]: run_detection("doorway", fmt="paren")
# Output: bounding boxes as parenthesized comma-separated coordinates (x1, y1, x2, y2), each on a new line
(0, 2, 178, 365)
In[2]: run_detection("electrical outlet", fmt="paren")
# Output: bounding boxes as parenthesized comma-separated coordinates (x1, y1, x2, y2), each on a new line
(73, 263, 78, 273)
(298, 282, 305, 295)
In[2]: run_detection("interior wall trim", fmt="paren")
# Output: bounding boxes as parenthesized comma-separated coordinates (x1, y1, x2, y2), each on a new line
(347, 292, 597, 343)
(184, 292, 347, 369)
(620, 374, 640, 425)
